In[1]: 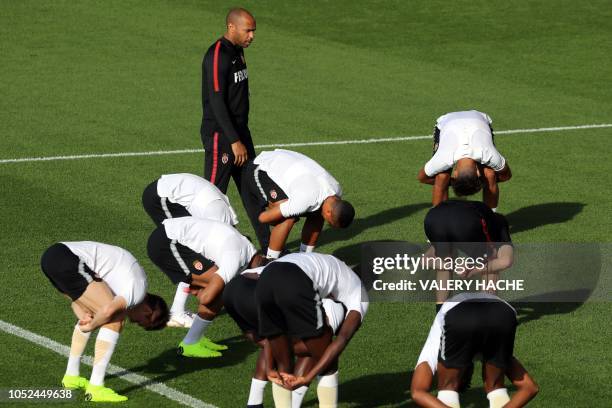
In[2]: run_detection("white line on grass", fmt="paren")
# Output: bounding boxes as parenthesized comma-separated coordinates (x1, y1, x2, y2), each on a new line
(0, 319, 217, 408)
(1, 123, 611, 164)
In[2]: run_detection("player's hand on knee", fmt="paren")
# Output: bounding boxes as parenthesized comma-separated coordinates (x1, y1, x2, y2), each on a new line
(267, 369, 284, 385)
(231, 141, 248, 166)
(78, 313, 94, 332)
(281, 373, 307, 390)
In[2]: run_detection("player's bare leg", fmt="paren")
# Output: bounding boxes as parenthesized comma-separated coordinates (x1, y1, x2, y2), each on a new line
(268, 217, 296, 259)
(268, 335, 294, 408)
(432, 172, 451, 207)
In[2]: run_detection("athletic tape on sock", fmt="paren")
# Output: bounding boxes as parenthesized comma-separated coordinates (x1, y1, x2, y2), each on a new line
(487, 388, 510, 408)
(272, 383, 292, 408)
(437, 390, 460, 408)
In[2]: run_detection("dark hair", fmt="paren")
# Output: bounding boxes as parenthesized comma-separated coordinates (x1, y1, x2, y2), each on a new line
(452, 173, 483, 197)
(333, 200, 355, 228)
(249, 252, 269, 269)
(143, 293, 170, 331)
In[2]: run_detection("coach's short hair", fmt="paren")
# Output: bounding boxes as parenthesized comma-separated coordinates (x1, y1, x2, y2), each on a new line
(452, 172, 483, 197)
(143, 293, 170, 331)
(332, 200, 355, 228)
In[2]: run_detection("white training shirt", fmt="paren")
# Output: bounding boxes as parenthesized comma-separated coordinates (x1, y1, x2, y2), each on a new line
(274, 252, 369, 321)
(62, 241, 147, 309)
(416, 292, 516, 374)
(322, 299, 346, 334)
(156, 173, 238, 225)
(162, 216, 257, 284)
(424, 110, 506, 177)
(253, 149, 342, 218)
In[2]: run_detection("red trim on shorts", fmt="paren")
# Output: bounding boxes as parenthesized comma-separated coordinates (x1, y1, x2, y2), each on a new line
(213, 41, 221, 92)
(211, 132, 219, 184)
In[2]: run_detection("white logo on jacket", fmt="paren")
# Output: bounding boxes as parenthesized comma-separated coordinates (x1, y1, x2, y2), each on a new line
(234, 68, 248, 83)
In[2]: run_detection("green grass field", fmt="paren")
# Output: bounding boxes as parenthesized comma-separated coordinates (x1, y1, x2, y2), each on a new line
(1, 1, 611, 407)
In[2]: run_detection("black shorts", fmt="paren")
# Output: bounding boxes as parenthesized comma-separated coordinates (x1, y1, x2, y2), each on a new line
(242, 161, 288, 206)
(424, 200, 511, 258)
(223, 275, 259, 335)
(142, 180, 190, 227)
(40, 243, 101, 301)
(439, 299, 517, 370)
(255, 262, 325, 339)
(146, 226, 214, 285)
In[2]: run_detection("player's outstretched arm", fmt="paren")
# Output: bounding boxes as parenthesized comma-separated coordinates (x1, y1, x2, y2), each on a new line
(462, 244, 514, 278)
(301, 211, 324, 247)
(410, 362, 452, 408)
(432, 172, 451, 206)
(496, 163, 512, 183)
(418, 168, 436, 185)
(286, 311, 362, 388)
(258, 205, 286, 224)
(504, 357, 539, 408)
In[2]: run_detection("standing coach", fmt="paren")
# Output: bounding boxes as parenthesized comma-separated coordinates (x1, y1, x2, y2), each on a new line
(201, 8, 256, 194)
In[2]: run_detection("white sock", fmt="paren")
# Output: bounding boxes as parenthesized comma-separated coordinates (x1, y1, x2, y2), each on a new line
(272, 383, 292, 408)
(437, 390, 460, 408)
(247, 378, 268, 405)
(317, 371, 338, 408)
(299, 243, 315, 253)
(182, 315, 211, 344)
(267, 248, 281, 259)
(65, 324, 91, 376)
(170, 282, 190, 315)
(89, 328, 119, 386)
(487, 388, 510, 408)
(292, 385, 309, 407)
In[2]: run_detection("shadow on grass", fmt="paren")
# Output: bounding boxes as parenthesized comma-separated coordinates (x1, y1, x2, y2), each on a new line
(511, 289, 593, 325)
(303, 370, 414, 407)
(505, 202, 585, 234)
(110, 335, 256, 394)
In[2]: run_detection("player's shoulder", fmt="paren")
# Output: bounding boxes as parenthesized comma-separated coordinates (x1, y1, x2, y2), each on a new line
(204, 38, 233, 59)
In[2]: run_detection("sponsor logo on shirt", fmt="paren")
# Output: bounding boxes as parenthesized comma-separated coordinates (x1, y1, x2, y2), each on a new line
(222, 153, 229, 164)
(193, 260, 204, 271)
(269, 189, 278, 200)
(234, 68, 248, 83)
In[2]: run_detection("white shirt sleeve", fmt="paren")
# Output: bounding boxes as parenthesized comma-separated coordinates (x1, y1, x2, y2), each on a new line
(416, 315, 443, 374)
(337, 282, 369, 322)
(214, 251, 243, 284)
(424, 151, 454, 177)
(481, 148, 506, 172)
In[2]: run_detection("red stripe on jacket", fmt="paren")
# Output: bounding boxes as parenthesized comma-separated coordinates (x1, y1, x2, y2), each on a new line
(213, 41, 221, 92)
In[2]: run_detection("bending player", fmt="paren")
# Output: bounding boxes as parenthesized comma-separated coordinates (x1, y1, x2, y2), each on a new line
(147, 216, 266, 358)
(142, 173, 239, 328)
(410, 292, 539, 407)
(40, 241, 169, 402)
(424, 198, 514, 308)
(223, 270, 347, 408)
(241, 149, 355, 259)
(417, 110, 512, 209)
(254, 253, 368, 408)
